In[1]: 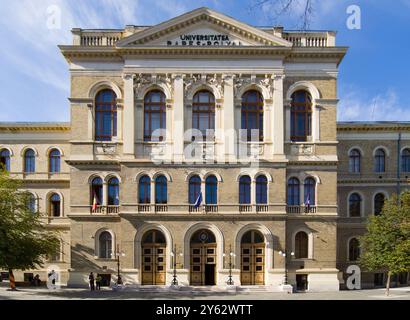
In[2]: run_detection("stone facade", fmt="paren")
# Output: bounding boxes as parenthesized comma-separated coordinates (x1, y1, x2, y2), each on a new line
(1, 8, 408, 291)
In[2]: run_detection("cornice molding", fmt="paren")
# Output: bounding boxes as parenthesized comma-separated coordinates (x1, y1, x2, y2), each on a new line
(0, 125, 71, 132)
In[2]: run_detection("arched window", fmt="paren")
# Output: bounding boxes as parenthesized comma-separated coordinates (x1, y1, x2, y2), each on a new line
(139, 175, 151, 204)
(99, 231, 112, 259)
(241, 90, 264, 142)
(205, 175, 218, 205)
(0, 149, 10, 171)
(239, 176, 251, 204)
(287, 178, 300, 205)
(190, 229, 216, 244)
(374, 149, 386, 173)
(27, 194, 37, 213)
(49, 193, 61, 217)
(107, 177, 119, 206)
(91, 177, 103, 207)
(349, 193, 362, 217)
(295, 231, 309, 259)
(304, 178, 316, 206)
(95, 89, 117, 141)
(256, 175, 268, 204)
(24, 149, 35, 173)
(142, 230, 166, 244)
(349, 238, 360, 261)
(49, 149, 61, 173)
(241, 230, 264, 244)
(189, 175, 201, 204)
(402, 149, 410, 172)
(192, 91, 215, 139)
(144, 90, 166, 142)
(374, 193, 385, 216)
(155, 175, 168, 204)
(291, 90, 312, 142)
(349, 149, 361, 173)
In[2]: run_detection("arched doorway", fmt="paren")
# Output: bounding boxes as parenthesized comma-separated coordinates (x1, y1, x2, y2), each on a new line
(241, 230, 265, 285)
(190, 229, 217, 286)
(141, 230, 166, 285)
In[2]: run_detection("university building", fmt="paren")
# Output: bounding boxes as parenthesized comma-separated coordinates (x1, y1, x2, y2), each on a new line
(1, 8, 409, 291)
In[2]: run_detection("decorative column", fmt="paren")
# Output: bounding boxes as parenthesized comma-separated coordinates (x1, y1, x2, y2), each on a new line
(123, 74, 135, 158)
(284, 99, 292, 142)
(116, 100, 124, 142)
(223, 75, 236, 161)
(86, 100, 94, 141)
(173, 75, 185, 162)
(251, 179, 256, 213)
(272, 74, 285, 156)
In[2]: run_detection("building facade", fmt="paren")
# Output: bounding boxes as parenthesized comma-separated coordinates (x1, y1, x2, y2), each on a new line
(0, 8, 408, 291)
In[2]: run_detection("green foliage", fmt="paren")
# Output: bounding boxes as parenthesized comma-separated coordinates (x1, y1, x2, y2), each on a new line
(0, 170, 60, 271)
(359, 192, 410, 275)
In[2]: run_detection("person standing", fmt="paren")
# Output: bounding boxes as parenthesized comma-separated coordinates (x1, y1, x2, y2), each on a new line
(95, 275, 102, 291)
(89, 272, 95, 291)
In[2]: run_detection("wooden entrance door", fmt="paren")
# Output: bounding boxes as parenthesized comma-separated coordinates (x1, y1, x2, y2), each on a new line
(190, 229, 217, 286)
(241, 230, 265, 285)
(141, 230, 166, 285)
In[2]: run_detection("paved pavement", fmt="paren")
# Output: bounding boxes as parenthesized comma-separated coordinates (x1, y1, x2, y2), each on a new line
(0, 284, 409, 300)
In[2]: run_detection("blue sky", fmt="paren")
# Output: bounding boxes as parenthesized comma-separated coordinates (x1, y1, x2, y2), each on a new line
(0, 0, 409, 122)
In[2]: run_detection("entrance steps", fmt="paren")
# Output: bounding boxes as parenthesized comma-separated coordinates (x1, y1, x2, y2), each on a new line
(237, 285, 274, 293)
(119, 285, 277, 293)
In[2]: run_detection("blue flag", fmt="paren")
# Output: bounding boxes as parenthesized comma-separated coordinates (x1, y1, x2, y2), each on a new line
(194, 192, 203, 209)
(305, 193, 311, 209)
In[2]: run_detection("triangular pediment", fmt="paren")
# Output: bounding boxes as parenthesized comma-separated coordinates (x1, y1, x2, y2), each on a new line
(116, 7, 292, 48)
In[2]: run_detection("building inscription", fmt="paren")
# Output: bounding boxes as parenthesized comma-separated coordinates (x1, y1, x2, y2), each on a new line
(167, 34, 243, 46)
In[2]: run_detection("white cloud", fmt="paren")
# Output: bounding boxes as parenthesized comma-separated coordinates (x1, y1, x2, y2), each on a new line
(338, 87, 410, 122)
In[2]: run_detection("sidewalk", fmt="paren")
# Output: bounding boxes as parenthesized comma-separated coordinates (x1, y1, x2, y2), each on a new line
(0, 284, 409, 300)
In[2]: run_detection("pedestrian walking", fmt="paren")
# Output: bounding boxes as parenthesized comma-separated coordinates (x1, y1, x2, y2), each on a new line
(96, 275, 102, 290)
(89, 272, 95, 291)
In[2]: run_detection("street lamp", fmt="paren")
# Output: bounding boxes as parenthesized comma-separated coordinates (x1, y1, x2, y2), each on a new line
(115, 245, 125, 285)
(170, 245, 183, 286)
(224, 245, 236, 286)
(278, 250, 294, 285)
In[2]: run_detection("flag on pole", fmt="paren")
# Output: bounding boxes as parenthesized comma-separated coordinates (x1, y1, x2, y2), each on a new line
(92, 192, 98, 212)
(194, 192, 203, 209)
(305, 192, 311, 211)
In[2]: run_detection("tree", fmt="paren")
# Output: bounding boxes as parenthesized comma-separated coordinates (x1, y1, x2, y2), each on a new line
(251, 0, 315, 30)
(359, 192, 410, 296)
(0, 169, 60, 290)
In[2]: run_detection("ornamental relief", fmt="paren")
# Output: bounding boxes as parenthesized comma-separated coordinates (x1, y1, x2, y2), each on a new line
(134, 74, 173, 99)
(233, 75, 274, 100)
(184, 74, 224, 100)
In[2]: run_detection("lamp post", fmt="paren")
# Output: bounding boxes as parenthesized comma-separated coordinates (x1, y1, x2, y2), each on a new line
(115, 245, 125, 284)
(171, 245, 183, 286)
(224, 245, 236, 286)
(278, 250, 294, 285)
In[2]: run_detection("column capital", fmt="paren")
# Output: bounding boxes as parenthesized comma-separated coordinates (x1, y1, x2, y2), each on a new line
(122, 73, 136, 81)
(273, 73, 285, 81)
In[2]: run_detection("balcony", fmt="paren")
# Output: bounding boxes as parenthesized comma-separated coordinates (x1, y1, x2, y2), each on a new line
(90, 205, 119, 215)
(72, 30, 123, 47)
(286, 205, 317, 214)
(282, 31, 336, 47)
(239, 205, 253, 213)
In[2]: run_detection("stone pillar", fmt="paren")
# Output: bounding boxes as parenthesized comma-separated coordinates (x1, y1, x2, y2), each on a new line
(86, 100, 94, 141)
(173, 75, 185, 162)
(123, 74, 135, 157)
(103, 182, 108, 207)
(116, 101, 123, 141)
(284, 99, 292, 142)
(273, 74, 285, 156)
(150, 179, 155, 206)
(223, 75, 236, 161)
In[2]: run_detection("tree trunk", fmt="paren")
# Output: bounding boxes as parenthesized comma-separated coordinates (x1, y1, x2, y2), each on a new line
(385, 271, 391, 296)
(8, 269, 16, 291)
